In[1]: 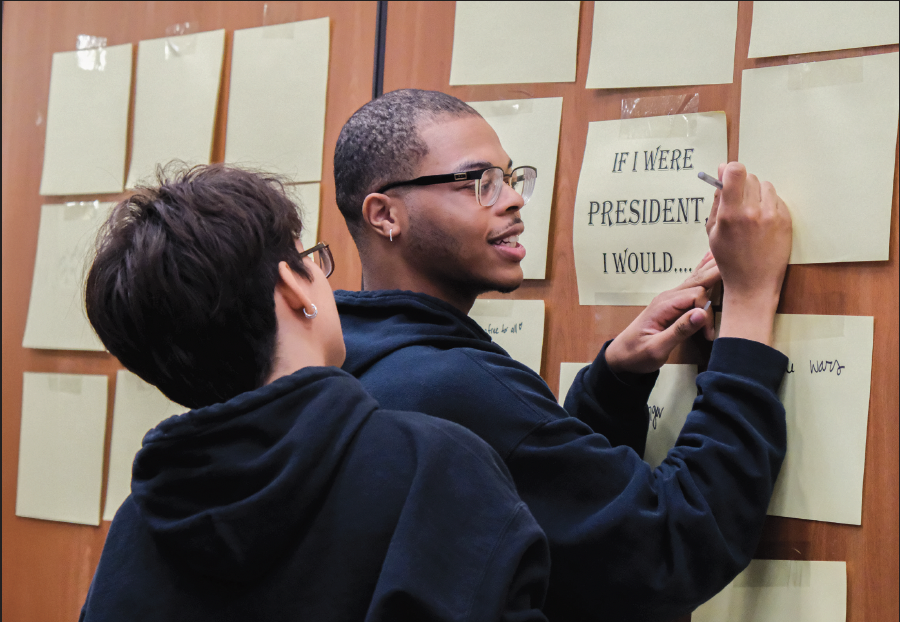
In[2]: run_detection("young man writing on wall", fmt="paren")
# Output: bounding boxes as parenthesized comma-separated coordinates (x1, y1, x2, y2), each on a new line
(333, 89, 793, 621)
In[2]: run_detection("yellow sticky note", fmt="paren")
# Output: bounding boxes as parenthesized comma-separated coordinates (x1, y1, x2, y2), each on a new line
(23, 202, 114, 351)
(469, 98, 563, 279)
(40, 43, 132, 195)
(450, 1, 579, 85)
(643, 364, 698, 469)
(225, 18, 329, 182)
(573, 112, 726, 305)
(16, 373, 109, 525)
(103, 371, 185, 521)
(586, 2, 737, 88)
(469, 299, 545, 373)
(739, 52, 899, 264)
(694, 560, 846, 622)
(767, 314, 874, 525)
(126, 29, 225, 188)
(749, 1, 899, 58)
(285, 183, 322, 252)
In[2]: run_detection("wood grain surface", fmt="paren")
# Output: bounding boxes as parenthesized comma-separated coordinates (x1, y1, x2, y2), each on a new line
(382, 2, 898, 622)
(2, 2, 897, 621)
(1, 2, 372, 620)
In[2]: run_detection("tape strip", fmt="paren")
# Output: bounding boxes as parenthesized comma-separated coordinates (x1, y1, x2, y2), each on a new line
(75, 35, 107, 71)
(48, 374, 84, 395)
(734, 560, 811, 588)
(618, 113, 698, 140)
(787, 57, 864, 90)
(473, 99, 535, 117)
(470, 299, 515, 317)
(62, 201, 101, 221)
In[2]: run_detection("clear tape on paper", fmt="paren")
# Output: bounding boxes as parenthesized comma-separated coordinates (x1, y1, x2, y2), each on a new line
(618, 94, 701, 139)
(63, 200, 103, 220)
(734, 560, 811, 588)
(48, 374, 84, 395)
(165, 22, 198, 59)
(472, 99, 535, 117)
(470, 299, 515, 317)
(787, 57, 865, 90)
(262, 2, 298, 37)
(76, 35, 107, 71)
(621, 93, 699, 119)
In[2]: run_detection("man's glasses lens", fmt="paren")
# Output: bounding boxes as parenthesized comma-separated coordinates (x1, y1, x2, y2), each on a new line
(477, 166, 537, 207)
(299, 242, 334, 278)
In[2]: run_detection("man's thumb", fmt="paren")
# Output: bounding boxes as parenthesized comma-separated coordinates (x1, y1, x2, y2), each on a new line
(658, 308, 707, 350)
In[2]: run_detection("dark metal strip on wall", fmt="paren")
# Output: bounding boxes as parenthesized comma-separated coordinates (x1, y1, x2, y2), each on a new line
(372, 0, 387, 99)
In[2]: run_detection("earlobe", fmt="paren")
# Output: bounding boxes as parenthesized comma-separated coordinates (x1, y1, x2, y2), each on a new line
(362, 192, 402, 242)
(277, 261, 316, 314)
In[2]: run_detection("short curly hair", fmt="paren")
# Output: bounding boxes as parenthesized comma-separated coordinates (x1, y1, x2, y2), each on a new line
(333, 89, 480, 242)
(85, 163, 311, 408)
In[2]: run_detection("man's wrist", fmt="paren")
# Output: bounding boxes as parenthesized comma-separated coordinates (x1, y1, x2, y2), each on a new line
(718, 289, 779, 346)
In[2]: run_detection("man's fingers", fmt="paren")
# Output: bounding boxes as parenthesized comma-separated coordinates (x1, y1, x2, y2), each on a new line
(654, 307, 709, 354)
(676, 260, 720, 291)
(694, 250, 714, 272)
(721, 162, 746, 211)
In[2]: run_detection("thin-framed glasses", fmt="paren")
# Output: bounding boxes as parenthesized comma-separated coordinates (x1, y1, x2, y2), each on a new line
(376, 165, 537, 207)
(297, 242, 334, 278)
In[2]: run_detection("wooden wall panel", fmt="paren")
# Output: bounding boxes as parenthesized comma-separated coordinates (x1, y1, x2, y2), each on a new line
(383, 2, 898, 622)
(1, 2, 374, 620)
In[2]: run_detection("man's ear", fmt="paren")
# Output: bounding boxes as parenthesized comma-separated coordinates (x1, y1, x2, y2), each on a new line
(361, 192, 405, 242)
(276, 261, 315, 314)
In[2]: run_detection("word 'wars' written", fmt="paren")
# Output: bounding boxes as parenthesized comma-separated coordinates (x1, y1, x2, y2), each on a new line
(785, 359, 846, 376)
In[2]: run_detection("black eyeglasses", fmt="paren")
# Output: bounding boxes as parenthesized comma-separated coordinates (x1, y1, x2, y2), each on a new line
(376, 165, 537, 207)
(297, 242, 334, 278)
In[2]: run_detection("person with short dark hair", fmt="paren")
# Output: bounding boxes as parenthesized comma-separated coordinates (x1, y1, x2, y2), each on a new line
(79, 163, 551, 622)
(332, 89, 793, 621)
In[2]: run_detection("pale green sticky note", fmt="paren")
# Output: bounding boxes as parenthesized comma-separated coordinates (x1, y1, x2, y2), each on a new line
(573, 112, 726, 305)
(16, 373, 109, 526)
(225, 18, 330, 182)
(469, 299, 545, 373)
(558, 362, 588, 404)
(40, 43, 132, 195)
(586, 2, 737, 88)
(469, 98, 563, 279)
(285, 182, 321, 251)
(767, 314, 874, 525)
(450, 1, 579, 85)
(126, 29, 225, 188)
(103, 370, 185, 521)
(693, 560, 846, 622)
(643, 364, 698, 469)
(739, 52, 899, 264)
(23, 202, 114, 351)
(749, 1, 899, 58)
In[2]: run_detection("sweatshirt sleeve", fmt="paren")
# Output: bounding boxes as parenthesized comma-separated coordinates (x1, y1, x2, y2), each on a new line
(517, 337, 787, 621)
(562, 340, 657, 456)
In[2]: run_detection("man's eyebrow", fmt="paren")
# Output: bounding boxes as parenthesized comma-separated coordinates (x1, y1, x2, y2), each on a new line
(454, 160, 493, 173)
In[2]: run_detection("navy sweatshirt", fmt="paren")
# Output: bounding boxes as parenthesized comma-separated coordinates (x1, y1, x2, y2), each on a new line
(335, 290, 789, 622)
(80, 367, 550, 622)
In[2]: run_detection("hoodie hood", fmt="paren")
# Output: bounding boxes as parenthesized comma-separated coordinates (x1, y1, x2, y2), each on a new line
(334, 289, 507, 376)
(130, 366, 377, 582)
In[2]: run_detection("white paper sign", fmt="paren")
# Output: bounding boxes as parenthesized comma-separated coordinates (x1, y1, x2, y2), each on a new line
(694, 560, 846, 622)
(450, 1, 579, 85)
(16, 373, 109, 526)
(767, 314, 874, 525)
(643, 364, 698, 468)
(126, 29, 226, 188)
(286, 183, 321, 251)
(469, 299, 545, 374)
(40, 43, 132, 195)
(104, 370, 185, 521)
(23, 202, 114, 351)
(573, 112, 726, 305)
(225, 18, 330, 182)
(739, 53, 899, 264)
(469, 98, 563, 279)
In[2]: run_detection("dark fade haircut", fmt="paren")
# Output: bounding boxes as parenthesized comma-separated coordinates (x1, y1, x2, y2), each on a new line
(85, 163, 312, 409)
(333, 89, 481, 243)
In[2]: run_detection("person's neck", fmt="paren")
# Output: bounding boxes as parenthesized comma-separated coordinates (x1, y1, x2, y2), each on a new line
(264, 338, 329, 386)
(361, 263, 477, 314)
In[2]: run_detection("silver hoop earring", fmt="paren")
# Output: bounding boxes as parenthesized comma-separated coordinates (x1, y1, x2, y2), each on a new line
(303, 303, 317, 319)
(389, 228, 393, 242)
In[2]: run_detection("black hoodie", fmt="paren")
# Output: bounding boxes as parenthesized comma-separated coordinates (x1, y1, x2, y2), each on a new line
(335, 289, 789, 622)
(80, 366, 550, 622)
